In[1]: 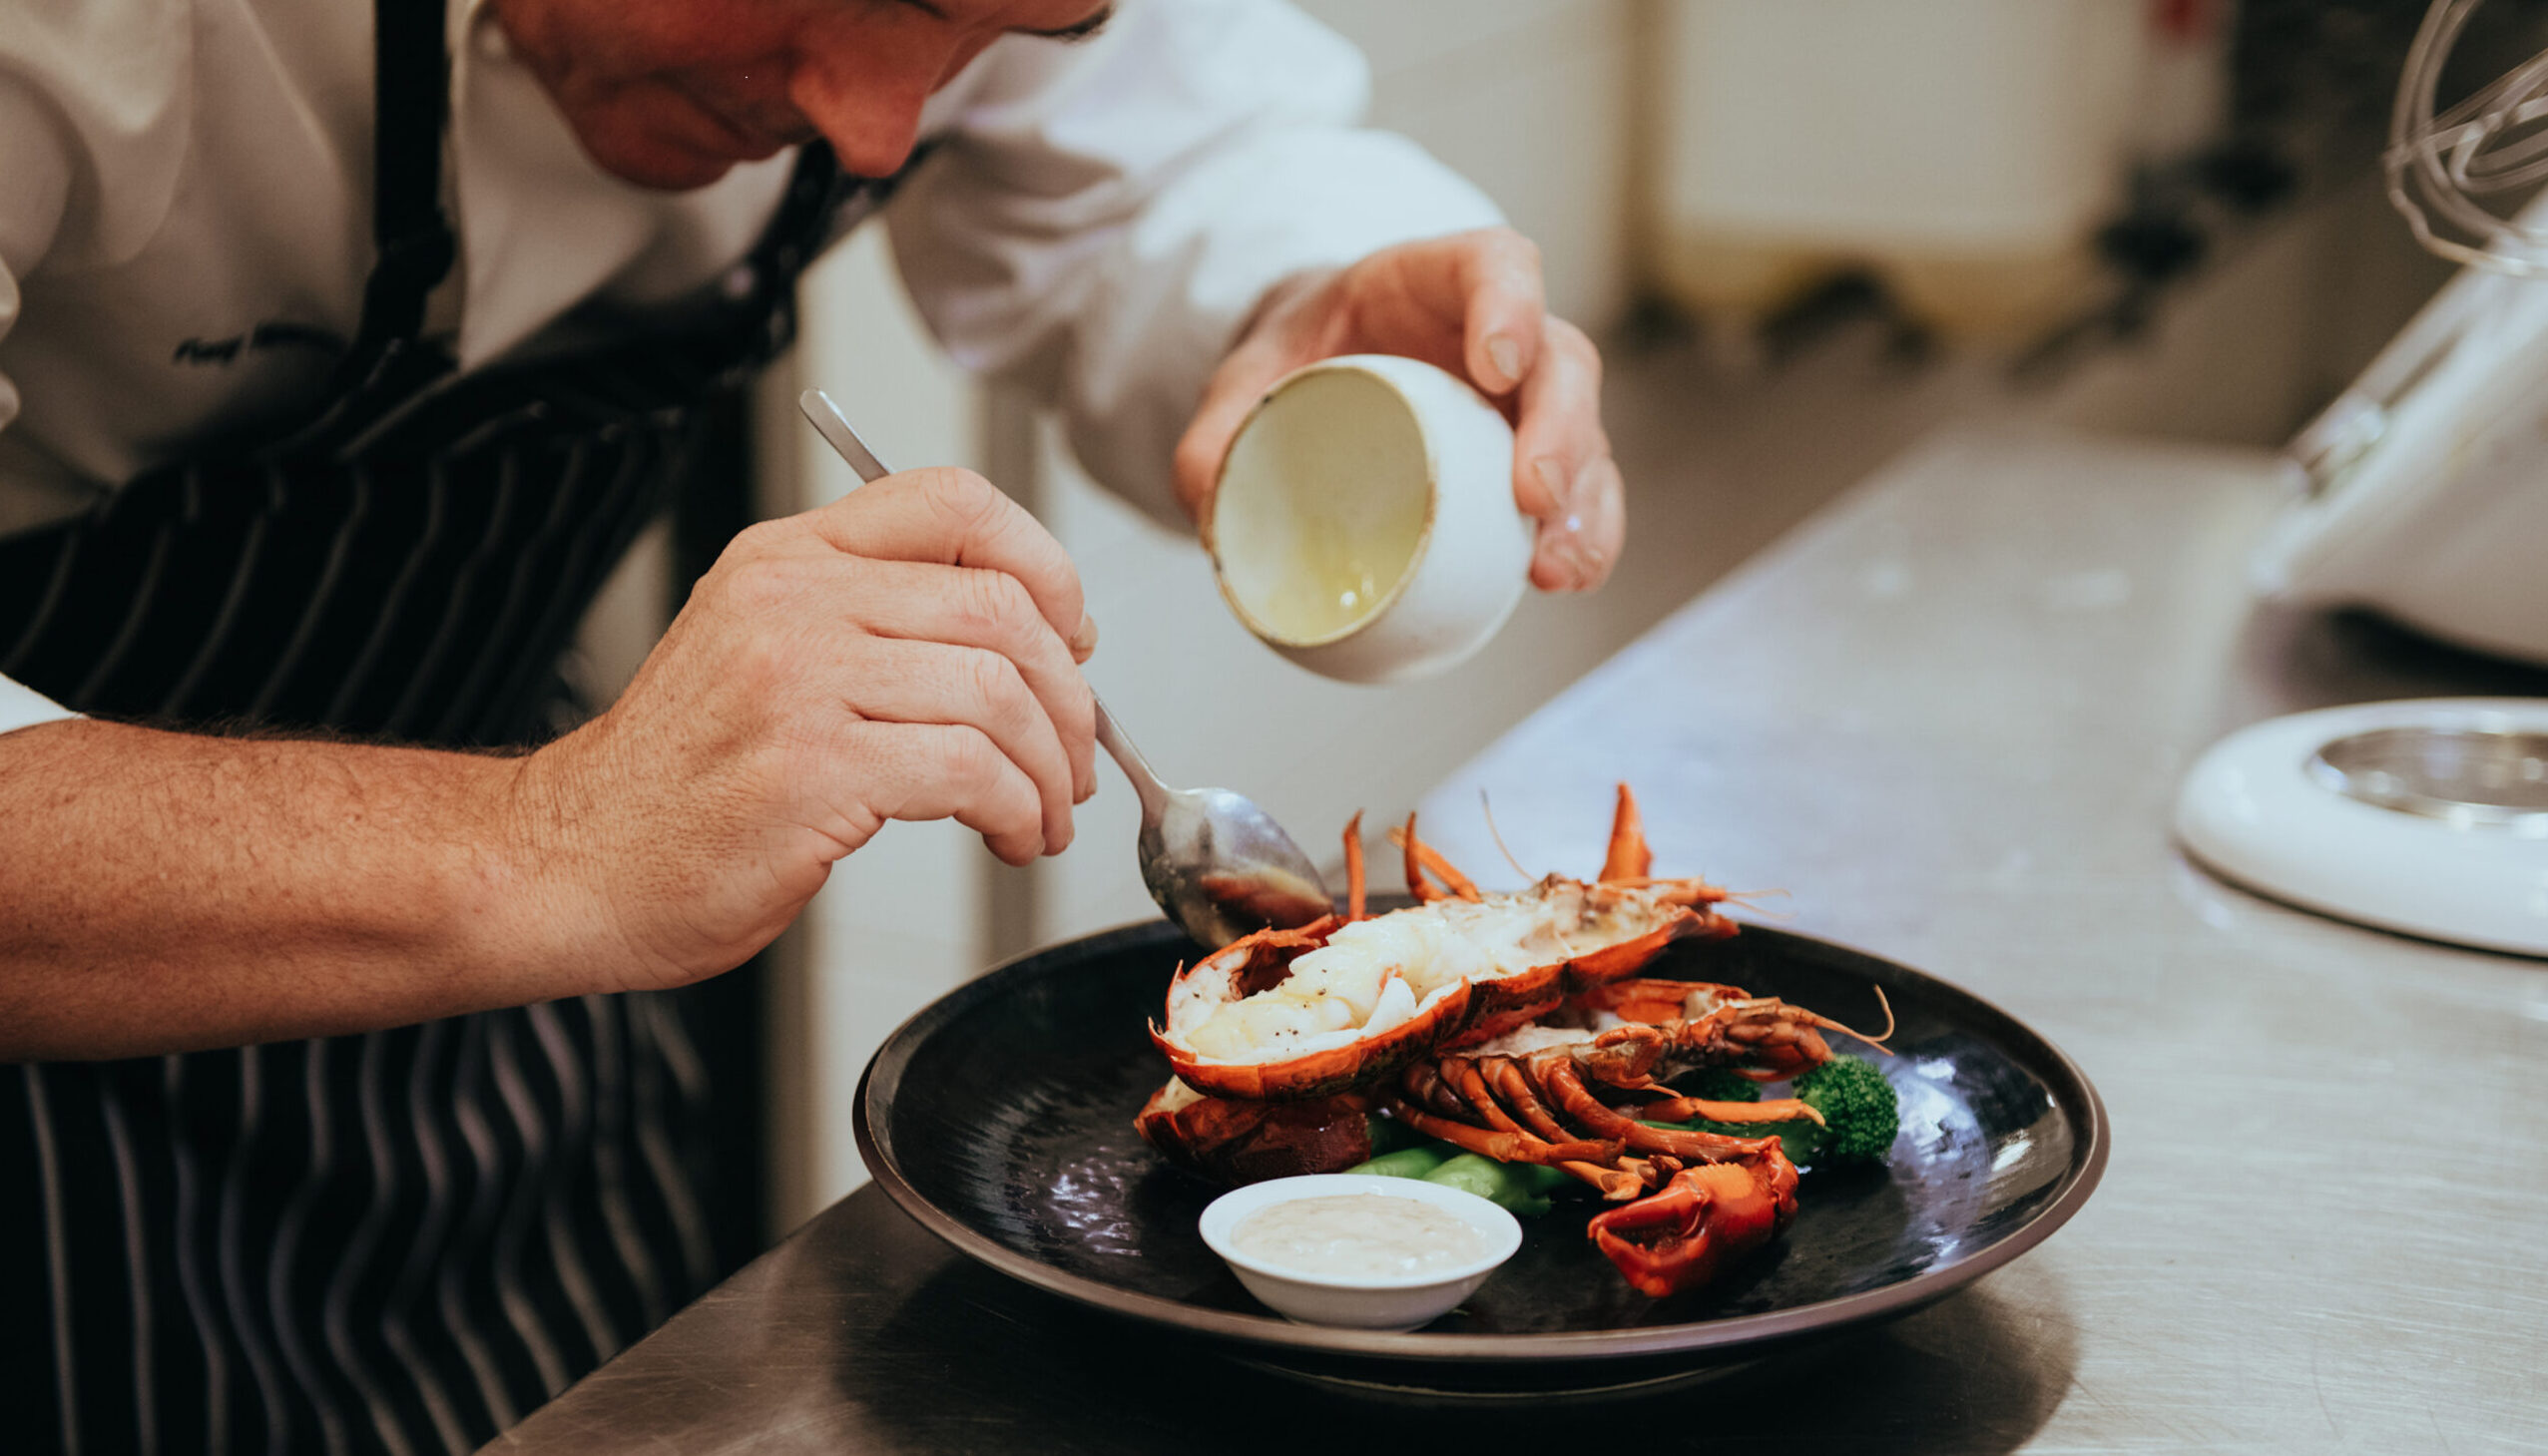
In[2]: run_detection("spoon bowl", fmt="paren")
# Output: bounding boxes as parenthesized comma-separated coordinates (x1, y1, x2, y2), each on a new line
(1102, 727, 1333, 947)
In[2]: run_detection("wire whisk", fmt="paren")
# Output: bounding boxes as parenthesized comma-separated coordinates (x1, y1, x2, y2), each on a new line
(2389, 0, 2548, 274)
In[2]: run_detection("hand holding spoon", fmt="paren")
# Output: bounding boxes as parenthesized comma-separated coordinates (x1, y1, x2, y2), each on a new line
(797, 388, 1333, 947)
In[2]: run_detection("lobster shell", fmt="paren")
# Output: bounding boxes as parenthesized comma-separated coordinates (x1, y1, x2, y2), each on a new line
(1561, 903, 1729, 988)
(1148, 920, 1474, 1101)
(1448, 886, 1732, 1047)
(1134, 1078, 1375, 1186)
(1149, 891, 1728, 1102)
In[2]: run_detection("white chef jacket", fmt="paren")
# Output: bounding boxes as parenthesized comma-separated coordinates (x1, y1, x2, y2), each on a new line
(0, 0, 1502, 735)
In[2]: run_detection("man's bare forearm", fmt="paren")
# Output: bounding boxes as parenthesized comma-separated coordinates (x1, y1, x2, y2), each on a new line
(0, 719, 601, 1061)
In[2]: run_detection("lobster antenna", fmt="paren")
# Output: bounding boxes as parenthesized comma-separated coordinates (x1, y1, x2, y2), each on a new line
(1478, 788, 1539, 883)
(1814, 985, 1897, 1053)
(1723, 887, 1794, 921)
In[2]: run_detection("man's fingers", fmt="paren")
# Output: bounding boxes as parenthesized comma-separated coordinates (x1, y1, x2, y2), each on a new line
(825, 557, 1098, 804)
(1176, 354, 1273, 532)
(1509, 318, 1618, 592)
(834, 722, 1048, 865)
(1346, 230, 1549, 397)
(835, 637, 1077, 854)
(1529, 453, 1624, 592)
(1510, 318, 1606, 517)
(799, 468, 1087, 645)
(1446, 230, 1548, 396)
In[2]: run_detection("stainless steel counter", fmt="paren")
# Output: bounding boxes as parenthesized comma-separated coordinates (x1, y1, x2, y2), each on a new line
(489, 427, 2548, 1454)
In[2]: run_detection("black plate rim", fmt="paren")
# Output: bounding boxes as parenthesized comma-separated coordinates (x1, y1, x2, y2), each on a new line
(854, 917, 2110, 1364)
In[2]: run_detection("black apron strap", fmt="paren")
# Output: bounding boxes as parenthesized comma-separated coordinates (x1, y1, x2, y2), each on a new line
(344, 0, 458, 376)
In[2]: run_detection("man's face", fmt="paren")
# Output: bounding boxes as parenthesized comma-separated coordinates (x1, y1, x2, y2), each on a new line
(494, 0, 1115, 190)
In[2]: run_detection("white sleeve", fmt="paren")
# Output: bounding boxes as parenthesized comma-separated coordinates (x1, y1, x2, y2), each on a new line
(0, 47, 85, 738)
(0, 677, 78, 735)
(885, 0, 1504, 525)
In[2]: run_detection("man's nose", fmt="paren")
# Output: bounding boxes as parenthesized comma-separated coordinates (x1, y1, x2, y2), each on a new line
(788, 48, 934, 179)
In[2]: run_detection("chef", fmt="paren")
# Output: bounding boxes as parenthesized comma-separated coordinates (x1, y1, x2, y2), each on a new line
(0, 0, 1626, 1449)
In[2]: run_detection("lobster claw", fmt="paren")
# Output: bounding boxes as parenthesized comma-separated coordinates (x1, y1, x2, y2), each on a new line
(1584, 1146, 1800, 1298)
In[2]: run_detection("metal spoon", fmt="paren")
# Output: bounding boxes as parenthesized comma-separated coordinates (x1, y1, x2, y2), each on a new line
(797, 388, 1333, 947)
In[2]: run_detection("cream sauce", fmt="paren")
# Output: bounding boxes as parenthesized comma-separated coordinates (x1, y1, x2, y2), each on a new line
(1214, 367, 1430, 644)
(1252, 515, 1401, 640)
(1230, 1194, 1494, 1278)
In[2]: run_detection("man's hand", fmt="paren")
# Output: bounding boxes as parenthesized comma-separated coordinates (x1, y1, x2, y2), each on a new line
(517, 467, 1097, 992)
(1173, 227, 1624, 593)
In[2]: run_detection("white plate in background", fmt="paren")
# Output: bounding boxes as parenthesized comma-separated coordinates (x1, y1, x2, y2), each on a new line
(2176, 698, 2548, 957)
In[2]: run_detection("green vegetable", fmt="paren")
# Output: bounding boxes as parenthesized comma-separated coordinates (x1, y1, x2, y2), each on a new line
(1421, 1153, 1571, 1215)
(1676, 1067, 1762, 1104)
(1648, 1054, 1898, 1170)
(1343, 1146, 1453, 1180)
(1350, 1125, 1577, 1214)
(1791, 1054, 1899, 1164)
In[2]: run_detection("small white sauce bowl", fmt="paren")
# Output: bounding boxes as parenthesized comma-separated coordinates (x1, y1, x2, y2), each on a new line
(1208, 354, 1533, 685)
(1198, 1174, 1523, 1330)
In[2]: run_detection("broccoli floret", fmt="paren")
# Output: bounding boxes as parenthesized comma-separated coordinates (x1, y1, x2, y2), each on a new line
(1791, 1055, 1898, 1165)
(1649, 1055, 1897, 1170)
(1676, 1067, 1762, 1104)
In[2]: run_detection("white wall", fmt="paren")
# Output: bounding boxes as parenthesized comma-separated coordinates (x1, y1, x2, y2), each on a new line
(1291, 0, 1640, 327)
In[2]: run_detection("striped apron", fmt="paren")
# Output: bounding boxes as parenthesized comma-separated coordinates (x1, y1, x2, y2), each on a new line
(0, 2, 871, 1450)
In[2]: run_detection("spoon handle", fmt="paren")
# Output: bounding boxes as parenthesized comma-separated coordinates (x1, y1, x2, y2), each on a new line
(1091, 698, 1171, 822)
(800, 388, 1167, 821)
(799, 388, 891, 485)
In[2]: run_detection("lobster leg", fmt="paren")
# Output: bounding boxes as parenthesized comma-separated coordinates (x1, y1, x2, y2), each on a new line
(1557, 1158, 1653, 1202)
(1599, 782, 1653, 883)
(1594, 784, 1740, 909)
(1343, 810, 1366, 921)
(1442, 1057, 1533, 1139)
(1637, 1095, 1824, 1127)
(1393, 814, 1483, 903)
(1387, 1100, 1619, 1167)
(1538, 1057, 1776, 1163)
(1480, 1056, 1578, 1145)
(1397, 1062, 1469, 1120)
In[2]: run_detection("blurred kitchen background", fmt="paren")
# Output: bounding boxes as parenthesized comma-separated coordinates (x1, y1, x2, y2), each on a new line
(571, 0, 2546, 1241)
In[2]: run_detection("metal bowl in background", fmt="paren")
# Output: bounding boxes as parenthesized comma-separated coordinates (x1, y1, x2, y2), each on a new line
(2308, 726, 2548, 832)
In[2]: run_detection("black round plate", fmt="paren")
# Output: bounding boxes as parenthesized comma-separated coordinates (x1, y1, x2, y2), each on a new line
(855, 918, 2107, 1395)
